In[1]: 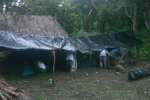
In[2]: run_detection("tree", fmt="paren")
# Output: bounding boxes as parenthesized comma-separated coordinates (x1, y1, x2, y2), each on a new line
(0, 0, 14, 13)
(143, 1, 150, 29)
(123, 0, 150, 32)
(0, 0, 149, 34)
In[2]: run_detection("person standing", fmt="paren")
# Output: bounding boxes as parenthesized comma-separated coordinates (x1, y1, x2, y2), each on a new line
(66, 52, 77, 72)
(99, 49, 110, 69)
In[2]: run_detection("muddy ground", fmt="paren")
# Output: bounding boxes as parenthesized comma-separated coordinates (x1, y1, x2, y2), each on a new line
(5, 67, 150, 100)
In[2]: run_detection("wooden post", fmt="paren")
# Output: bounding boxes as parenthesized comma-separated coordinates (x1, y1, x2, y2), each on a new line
(51, 50, 56, 86)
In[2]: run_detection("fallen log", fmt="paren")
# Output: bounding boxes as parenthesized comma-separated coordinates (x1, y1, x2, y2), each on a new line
(0, 80, 31, 100)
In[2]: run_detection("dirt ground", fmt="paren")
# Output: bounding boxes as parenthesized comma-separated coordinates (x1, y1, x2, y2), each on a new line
(5, 67, 150, 100)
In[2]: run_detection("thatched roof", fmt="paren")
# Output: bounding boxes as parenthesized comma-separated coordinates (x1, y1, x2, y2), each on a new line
(0, 15, 68, 37)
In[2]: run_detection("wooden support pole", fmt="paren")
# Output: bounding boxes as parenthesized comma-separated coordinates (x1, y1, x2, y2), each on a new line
(49, 49, 56, 86)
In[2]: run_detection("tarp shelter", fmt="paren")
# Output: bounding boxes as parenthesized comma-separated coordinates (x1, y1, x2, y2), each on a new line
(0, 31, 138, 75)
(0, 31, 134, 52)
(0, 31, 137, 56)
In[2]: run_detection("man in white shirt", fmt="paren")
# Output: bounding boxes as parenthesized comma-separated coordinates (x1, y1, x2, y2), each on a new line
(99, 49, 110, 68)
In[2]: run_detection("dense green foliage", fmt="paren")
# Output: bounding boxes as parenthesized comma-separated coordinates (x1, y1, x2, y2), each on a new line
(0, 0, 149, 34)
(0, 0, 150, 61)
(137, 29, 150, 62)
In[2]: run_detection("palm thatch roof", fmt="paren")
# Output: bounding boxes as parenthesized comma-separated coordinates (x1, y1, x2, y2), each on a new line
(0, 15, 68, 37)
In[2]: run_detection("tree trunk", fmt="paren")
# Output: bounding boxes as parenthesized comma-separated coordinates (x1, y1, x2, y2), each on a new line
(124, 4, 139, 33)
(144, 10, 150, 29)
(102, 22, 106, 32)
(83, 16, 90, 32)
(132, 4, 138, 33)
